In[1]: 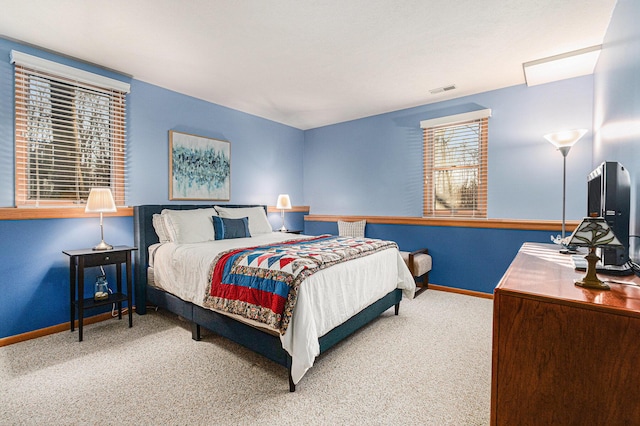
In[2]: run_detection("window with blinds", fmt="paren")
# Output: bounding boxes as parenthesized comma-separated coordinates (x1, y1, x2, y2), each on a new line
(11, 51, 129, 207)
(421, 110, 490, 218)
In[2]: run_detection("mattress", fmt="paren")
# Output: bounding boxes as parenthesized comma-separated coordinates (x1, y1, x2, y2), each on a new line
(149, 232, 415, 383)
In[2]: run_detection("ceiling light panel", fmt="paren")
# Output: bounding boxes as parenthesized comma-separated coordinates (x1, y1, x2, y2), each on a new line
(523, 45, 601, 87)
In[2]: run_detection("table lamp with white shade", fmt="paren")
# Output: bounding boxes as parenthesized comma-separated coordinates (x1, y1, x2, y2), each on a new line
(276, 194, 292, 232)
(85, 187, 117, 250)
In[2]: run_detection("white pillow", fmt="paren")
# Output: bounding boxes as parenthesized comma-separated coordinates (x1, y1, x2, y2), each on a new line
(161, 208, 218, 243)
(215, 206, 272, 235)
(152, 213, 171, 243)
(338, 220, 366, 238)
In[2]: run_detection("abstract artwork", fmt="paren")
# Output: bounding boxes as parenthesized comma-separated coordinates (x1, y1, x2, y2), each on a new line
(169, 130, 231, 200)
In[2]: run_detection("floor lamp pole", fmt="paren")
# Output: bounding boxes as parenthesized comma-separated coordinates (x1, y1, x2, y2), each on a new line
(558, 146, 574, 253)
(544, 128, 587, 254)
(562, 151, 567, 239)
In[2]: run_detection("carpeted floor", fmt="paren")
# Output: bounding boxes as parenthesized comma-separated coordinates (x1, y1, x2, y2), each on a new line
(0, 290, 493, 425)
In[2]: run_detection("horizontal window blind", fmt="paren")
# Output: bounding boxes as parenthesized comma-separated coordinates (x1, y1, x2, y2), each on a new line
(13, 55, 128, 207)
(423, 117, 488, 218)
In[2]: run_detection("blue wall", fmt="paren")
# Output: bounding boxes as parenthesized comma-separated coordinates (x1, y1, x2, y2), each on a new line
(0, 217, 134, 338)
(303, 78, 594, 220)
(2, 0, 638, 339)
(0, 37, 304, 339)
(593, 0, 640, 260)
(304, 221, 554, 294)
(0, 38, 136, 339)
(128, 80, 304, 206)
(302, 69, 595, 294)
(0, 39, 133, 207)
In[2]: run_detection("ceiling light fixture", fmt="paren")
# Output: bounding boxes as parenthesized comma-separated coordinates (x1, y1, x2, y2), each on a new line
(523, 45, 601, 87)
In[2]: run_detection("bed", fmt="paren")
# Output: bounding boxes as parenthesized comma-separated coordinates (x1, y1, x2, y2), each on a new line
(133, 204, 415, 391)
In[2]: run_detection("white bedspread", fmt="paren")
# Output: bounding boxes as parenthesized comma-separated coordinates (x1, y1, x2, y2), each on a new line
(150, 232, 415, 384)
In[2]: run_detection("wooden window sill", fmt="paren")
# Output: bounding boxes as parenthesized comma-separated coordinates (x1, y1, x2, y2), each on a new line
(0, 207, 133, 220)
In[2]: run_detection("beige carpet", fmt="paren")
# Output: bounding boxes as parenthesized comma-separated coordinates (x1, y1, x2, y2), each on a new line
(0, 290, 493, 425)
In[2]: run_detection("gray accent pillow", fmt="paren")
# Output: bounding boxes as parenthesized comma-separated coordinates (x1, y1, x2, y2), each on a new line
(338, 220, 366, 238)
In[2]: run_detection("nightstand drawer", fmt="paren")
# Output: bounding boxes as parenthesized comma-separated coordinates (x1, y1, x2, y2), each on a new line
(81, 250, 127, 267)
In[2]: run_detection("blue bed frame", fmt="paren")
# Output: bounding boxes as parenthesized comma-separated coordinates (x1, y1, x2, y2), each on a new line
(133, 204, 402, 391)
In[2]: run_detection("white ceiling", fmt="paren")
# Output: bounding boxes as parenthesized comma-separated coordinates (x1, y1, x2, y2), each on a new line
(0, 0, 616, 130)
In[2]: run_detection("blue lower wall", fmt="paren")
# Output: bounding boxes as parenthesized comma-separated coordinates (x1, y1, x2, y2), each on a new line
(304, 220, 554, 294)
(3, 212, 543, 338)
(1, 217, 134, 339)
(267, 211, 306, 234)
(0, 212, 308, 340)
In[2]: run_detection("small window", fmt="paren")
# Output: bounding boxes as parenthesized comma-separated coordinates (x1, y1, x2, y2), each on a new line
(421, 110, 490, 218)
(12, 51, 129, 207)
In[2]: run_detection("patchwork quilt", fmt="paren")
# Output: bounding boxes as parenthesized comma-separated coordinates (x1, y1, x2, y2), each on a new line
(203, 235, 398, 334)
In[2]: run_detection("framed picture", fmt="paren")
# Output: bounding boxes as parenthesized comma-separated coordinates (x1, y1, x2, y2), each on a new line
(169, 130, 231, 200)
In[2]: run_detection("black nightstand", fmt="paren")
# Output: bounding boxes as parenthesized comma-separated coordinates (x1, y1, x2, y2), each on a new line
(63, 245, 137, 341)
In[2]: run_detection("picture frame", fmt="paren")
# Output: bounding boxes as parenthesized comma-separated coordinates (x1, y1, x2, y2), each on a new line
(169, 130, 231, 201)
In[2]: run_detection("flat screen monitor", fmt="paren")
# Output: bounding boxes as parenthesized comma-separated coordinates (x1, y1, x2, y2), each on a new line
(587, 161, 630, 266)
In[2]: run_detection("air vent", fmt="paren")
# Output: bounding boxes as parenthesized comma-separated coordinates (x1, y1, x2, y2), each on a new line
(429, 84, 457, 94)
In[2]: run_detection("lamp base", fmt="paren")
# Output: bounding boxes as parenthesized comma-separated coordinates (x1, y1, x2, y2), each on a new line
(92, 240, 113, 251)
(279, 225, 288, 232)
(574, 278, 610, 291)
(574, 248, 610, 290)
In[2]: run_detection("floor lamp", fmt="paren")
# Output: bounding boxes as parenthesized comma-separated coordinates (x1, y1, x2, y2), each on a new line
(544, 129, 587, 253)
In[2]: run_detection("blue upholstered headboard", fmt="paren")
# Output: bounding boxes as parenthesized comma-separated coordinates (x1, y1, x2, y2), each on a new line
(132, 204, 267, 314)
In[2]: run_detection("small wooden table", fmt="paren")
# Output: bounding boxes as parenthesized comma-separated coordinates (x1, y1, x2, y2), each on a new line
(63, 246, 137, 342)
(491, 243, 640, 425)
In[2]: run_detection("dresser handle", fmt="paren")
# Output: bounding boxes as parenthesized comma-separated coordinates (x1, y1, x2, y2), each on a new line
(105, 256, 110, 261)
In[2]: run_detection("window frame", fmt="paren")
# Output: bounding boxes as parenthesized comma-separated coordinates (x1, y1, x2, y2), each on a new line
(421, 111, 490, 218)
(11, 50, 130, 208)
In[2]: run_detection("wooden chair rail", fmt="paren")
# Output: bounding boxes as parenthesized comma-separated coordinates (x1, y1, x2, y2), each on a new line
(305, 214, 579, 232)
(1, 206, 577, 233)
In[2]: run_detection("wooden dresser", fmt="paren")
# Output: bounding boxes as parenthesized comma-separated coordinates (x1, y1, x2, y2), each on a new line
(491, 243, 640, 425)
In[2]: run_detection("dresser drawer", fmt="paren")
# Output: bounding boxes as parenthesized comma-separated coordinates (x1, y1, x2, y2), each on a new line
(81, 250, 127, 267)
